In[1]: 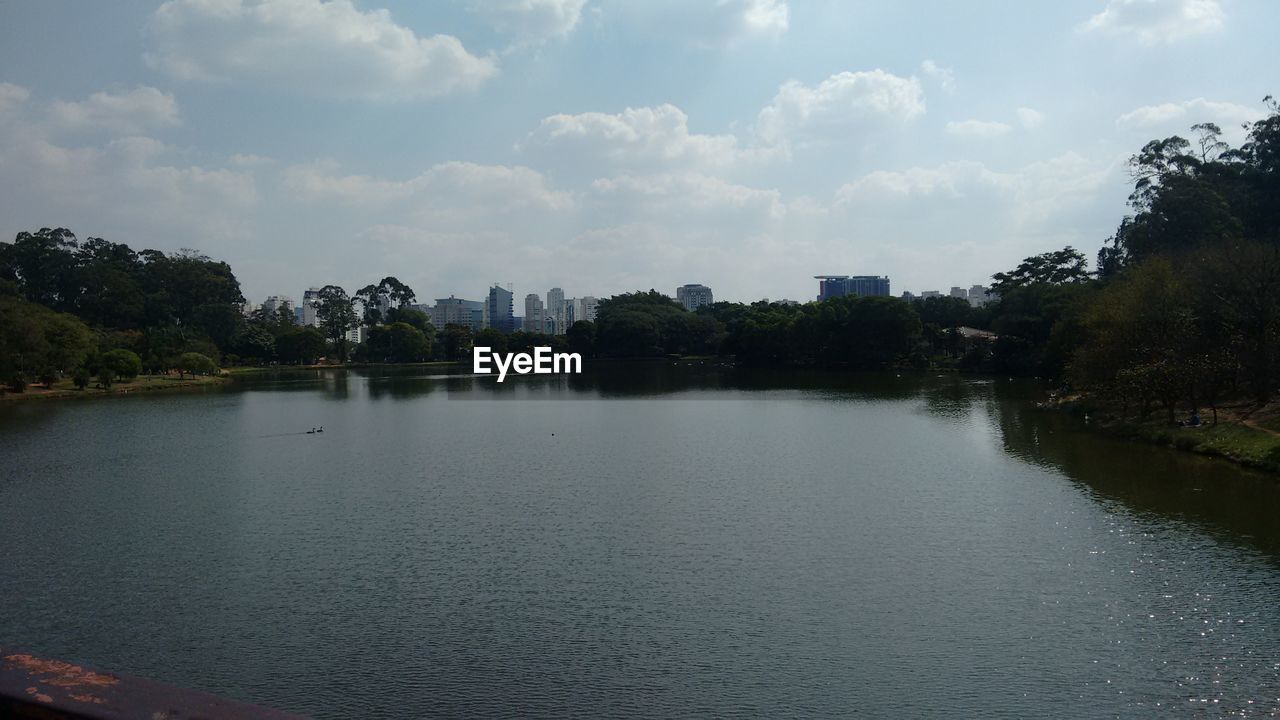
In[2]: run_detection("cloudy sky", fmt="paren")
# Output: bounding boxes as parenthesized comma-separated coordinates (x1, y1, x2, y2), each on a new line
(0, 0, 1273, 304)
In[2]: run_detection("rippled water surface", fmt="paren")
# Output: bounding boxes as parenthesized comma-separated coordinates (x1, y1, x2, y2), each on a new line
(2, 366, 1278, 718)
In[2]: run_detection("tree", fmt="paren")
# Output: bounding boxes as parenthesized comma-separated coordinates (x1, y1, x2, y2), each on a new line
(597, 309, 661, 357)
(176, 352, 218, 379)
(440, 324, 472, 361)
(364, 322, 432, 363)
(2, 228, 80, 309)
(355, 276, 417, 326)
(0, 297, 95, 389)
(314, 285, 357, 363)
(566, 320, 596, 358)
(355, 284, 385, 326)
(234, 324, 276, 364)
(276, 327, 327, 365)
(386, 306, 431, 331)
(100, 348, 142, 381)
(474, 327, 509, 354)
(990, 247, 1091, 294)
(1071, 258, 1198, 423)
(1198, 240, 1280, 402)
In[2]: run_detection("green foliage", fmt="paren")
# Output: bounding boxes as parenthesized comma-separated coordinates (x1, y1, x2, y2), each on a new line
(97, 367, 115, 388)
(473, 327, 508, 353)
(233, 324, 277, 363)
(362, 322, 432, 363)
(990, 247, 1091, 294)
(0, 297, 95, 388)
(1070, 98, 1280, 412)
(72, 366, 91, 390)
(387, 306, 431, 332)
(176, 352, 218, 378)
(100, 348, 142, 380)
(566, 320, 596, 357)
(594, 290, 721, 357)
(314, 285, 357, 362)
(988, 281, 1096, 376)
(276, 327, 327, 365)
(0, 230, 246, 370)
(355, 277, 416, 326)
(440, 324, 473, 361)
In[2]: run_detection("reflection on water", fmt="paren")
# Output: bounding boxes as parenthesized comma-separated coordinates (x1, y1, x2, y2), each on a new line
(1, 363, 1277, 718)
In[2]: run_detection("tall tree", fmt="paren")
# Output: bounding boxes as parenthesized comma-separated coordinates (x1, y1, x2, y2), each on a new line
(990, 247, 1091, 294)
(314, 285, 357, 363)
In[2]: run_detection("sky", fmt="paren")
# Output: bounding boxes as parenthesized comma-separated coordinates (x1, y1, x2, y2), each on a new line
(0, 0, 1274, 305)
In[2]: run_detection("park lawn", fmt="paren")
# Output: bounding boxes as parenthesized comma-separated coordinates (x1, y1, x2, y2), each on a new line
(0, 373, 226, 401)
(1114, 416, 1280, 473)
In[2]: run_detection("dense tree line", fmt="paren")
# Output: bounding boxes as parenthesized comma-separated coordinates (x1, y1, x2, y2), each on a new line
(1, 231, 230, 390)
(1070, 100, 1280, 416)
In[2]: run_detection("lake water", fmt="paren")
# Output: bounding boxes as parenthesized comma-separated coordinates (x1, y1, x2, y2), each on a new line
(2, 365, 1278, 718)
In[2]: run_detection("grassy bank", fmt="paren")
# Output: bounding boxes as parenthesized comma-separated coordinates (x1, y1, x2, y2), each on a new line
(1070, 399, 1280, 474)
(0, 373, 227, 402)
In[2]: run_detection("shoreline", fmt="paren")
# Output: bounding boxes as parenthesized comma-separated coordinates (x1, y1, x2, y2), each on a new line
(1049, 396, 1280, 475)
(0, 374, 228, 403)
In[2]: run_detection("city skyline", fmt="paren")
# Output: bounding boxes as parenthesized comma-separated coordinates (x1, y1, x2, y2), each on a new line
(247, 273, 1005, 335)
(0, 1, 1273, 303)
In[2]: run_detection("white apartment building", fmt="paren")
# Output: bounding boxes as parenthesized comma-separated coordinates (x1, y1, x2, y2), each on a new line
(524, 293, 545, 333)
(676, 284, 713, 311)
(547, 287, 566, 335)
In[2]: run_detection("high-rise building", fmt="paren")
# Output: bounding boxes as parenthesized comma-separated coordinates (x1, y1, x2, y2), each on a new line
(428, 296, 483, 331)
(547, 287, 565, 335)
(486, 284, 515, 334)
(302, 287, 321, 327)
(968, 285, 994, 307)
(814, 276, 890, 301)
(570, 296, 599, 324)
(524, 294, 545, 333)
(261, 295, 295, 320)
(676, 284, 714, 311)
(950, 286, 968, 299)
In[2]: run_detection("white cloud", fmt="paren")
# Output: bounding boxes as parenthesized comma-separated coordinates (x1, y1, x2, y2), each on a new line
(598, 0, 788, 47)
(831, 153, 1121, 291)
(282, 160, 573, 218)
(726, 0, 789, 37)
(0, 127, 258, 254)
(522, 104, 775, 173)
(1080, 0, 1224, 45)
(0, 83, 30, 116)
(469, 0, 586, 46)
(591, 172, 785, 220)
(230, 153, 274, 166)
(944, 119, 1012, 138)
(145, 0, 497, 100)
(1016, 107, 1045, 129)
(49, 86, 180, 134)
(755, 70, 925, 148)
(836, 153, 1117, 228)
(836, 161, 1003, 201)
(1116, 97, 1262, 130)
(920, 60, 955, 93)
